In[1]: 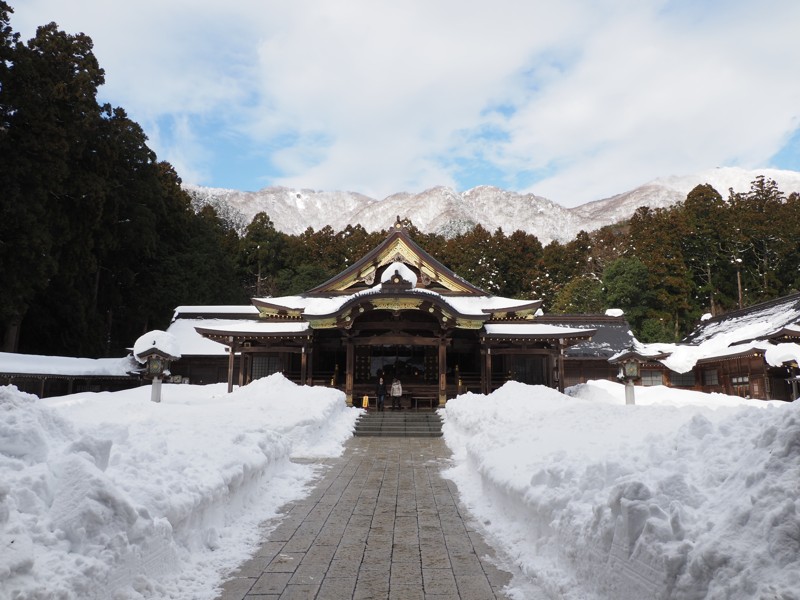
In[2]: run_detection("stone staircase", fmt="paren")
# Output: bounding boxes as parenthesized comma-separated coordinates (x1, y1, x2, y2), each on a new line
(354, 410, 443, 437)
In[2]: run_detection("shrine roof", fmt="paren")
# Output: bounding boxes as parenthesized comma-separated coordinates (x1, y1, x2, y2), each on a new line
(305, 221, 486, 296)
(253, 284, 540, 320)
(483, 323, 595, 339)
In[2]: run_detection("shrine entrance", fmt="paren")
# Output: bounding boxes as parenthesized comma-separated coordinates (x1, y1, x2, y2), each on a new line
(354, 344, 439, 385)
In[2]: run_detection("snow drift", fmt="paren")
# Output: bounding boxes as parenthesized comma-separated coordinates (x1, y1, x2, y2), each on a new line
(0, 375, 358, 599)
(441, 381, 800, 600)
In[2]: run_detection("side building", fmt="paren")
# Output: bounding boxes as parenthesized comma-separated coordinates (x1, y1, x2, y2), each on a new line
(616, 292, 800, 401)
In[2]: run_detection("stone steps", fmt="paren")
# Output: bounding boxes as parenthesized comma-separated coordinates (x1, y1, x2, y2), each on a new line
(354, 410, 443, 437)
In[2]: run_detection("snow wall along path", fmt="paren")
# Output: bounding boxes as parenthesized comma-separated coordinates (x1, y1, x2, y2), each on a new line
(0, 375, 357, 599)
(440, 381, 800, 600)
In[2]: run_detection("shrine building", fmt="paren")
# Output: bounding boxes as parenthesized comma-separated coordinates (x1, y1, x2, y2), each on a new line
(191, 219, 597, 406)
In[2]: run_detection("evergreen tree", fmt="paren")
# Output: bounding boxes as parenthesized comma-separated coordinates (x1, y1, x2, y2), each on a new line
(627, 206, 692, 339)
(550, 276, 605, 313)
(0, 16, 106, 351)
(679, 184, 729, 316)
(239, 212, 286, 297)
(602, 257, 650, 336)
(728, 176, 786, 301)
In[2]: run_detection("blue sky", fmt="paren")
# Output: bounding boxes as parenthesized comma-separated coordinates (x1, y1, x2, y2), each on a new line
(10, 0, 800, 207)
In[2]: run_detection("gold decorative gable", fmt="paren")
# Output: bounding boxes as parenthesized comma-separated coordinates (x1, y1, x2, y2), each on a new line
(307, 226, 484, 296)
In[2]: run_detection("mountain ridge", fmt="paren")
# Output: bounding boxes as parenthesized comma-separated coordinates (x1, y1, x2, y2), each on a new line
(185, 167, 800, 245)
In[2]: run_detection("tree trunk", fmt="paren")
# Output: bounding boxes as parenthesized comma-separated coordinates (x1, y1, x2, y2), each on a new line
(3, 318, 21, 353)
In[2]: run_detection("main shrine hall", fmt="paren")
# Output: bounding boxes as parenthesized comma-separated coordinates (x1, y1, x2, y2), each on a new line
(188, 219, 596, 405)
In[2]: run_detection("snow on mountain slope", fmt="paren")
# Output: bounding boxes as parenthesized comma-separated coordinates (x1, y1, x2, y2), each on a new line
(184, 167, 800, 245)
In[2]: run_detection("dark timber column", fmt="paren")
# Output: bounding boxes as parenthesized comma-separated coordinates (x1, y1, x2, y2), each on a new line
(557, 341, 566, 393)
(438, 337, 447, 406)
(227, 342, 237, 393)
(238, 350, 245, 388)
(484, 347, 493, 394)
(345, 337, 354, 405)
(306, 345, 314, 386)
(300, 343, 308, 386)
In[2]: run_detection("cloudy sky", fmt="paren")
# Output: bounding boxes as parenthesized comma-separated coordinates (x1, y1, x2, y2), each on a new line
(10, 0, 800, 207)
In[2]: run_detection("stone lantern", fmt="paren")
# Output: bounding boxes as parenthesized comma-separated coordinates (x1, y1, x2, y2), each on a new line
(611, 349, 646, 406)
(133, 330, 181, 403)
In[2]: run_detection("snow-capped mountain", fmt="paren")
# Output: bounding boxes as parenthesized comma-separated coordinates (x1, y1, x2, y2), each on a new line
(184, 167, 800, 245)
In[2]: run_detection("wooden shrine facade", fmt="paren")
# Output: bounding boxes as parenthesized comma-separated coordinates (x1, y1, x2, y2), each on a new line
(196, 220, 596, 405)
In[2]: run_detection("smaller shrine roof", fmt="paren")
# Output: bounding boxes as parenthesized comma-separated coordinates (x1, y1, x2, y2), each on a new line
(482, 324, 596, 348)
(195, 322, 311, 335)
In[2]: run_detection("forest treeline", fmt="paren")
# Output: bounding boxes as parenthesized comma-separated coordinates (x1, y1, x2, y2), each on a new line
(2, 5, 799, 357)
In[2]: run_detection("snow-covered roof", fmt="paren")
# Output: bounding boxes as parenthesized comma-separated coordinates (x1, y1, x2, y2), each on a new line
(133, 330, 181, 363)
(483, 324, 592, 337)
(620, 293, 800, 373)
(0, 352, 136, 376)
(166, 319, 311, 355)
(173, 305, 260, 316)
(537, 315, 635, 358)
(196, 322, 310, 335)
(165, 319, 251, 356)
(682, 293, 800, 346)
(257, 284, 538, 319)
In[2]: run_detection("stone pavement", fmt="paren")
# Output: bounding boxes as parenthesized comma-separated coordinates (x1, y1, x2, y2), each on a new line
(216, 436, 514, 599)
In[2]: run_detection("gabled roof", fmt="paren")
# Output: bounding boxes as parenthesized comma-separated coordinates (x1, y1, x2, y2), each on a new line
(625, 292, 800, 374)
(482, 323, 596, 347)
(682, 292, 800, 346)
(305, 219, 486, 296)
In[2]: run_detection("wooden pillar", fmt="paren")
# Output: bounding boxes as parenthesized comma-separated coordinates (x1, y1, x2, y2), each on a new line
(345, 338, 354, 405)
(306, 345, 314, 386)
(238, 350, 245, 388)
(438, 337, 447, 406)
(484, 347, 492, 394)
(557, 342, 566, 393)
(300, 343, 308, 386)
(227, 343, 236, 394)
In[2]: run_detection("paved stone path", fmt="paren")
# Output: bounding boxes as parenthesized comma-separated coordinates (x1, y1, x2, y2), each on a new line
(216, 436, 514, 599)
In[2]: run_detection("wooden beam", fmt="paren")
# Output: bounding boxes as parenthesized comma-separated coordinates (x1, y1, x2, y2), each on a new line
(353, 335, 441, 346)
(239, 345, 306, 353)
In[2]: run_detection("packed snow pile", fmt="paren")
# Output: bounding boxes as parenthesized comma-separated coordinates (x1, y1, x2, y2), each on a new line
(0, 375, 358, 599)
(441, 381, 800, 600)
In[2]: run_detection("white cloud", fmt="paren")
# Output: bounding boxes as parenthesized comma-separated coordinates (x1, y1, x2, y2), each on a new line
(10, 0, 800, 206)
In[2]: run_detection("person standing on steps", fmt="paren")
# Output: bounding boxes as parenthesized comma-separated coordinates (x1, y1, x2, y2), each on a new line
(376, 376, 387, 412)
(390, 376, 403, 410)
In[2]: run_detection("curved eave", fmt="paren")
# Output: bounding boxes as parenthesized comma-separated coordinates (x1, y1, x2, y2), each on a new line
(481, 330, 596, 347)
(251, 298, 305, 318)
(610, 350, 671, 364)
(0, 372, 135, 380)
(195, 327, 312, 344)
(302, 291, 489, 324)
(483, 300, 543, 318)
(695, 347, 766, 365)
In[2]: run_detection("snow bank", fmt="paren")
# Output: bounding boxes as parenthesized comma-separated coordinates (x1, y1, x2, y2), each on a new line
(441, 381, 800, 600)
(0, 375, 358, 599)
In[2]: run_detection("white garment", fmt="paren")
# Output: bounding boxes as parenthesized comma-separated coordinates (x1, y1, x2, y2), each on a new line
(391, 380, 402, 397)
